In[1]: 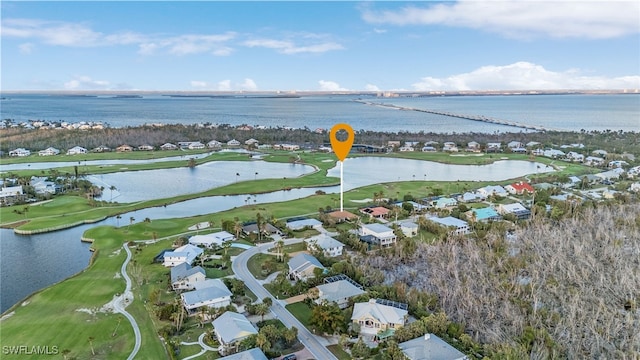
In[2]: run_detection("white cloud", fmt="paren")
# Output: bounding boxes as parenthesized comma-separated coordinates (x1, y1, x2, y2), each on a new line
(373, 28, 387, 34)
(318, 80, 348, 91)
(18, 42, 34, 54)
(361, 1, 640, 39)
(64, 75, 111, 90)
(190, 80, 210, 88)
(217, 80, 231, 91)
(238, 78, 258, 91)
(1, 18, 103, 46)
(365, 84, 380, 91)
(412, 62, 640, 91)
(243, 37, 343, 54)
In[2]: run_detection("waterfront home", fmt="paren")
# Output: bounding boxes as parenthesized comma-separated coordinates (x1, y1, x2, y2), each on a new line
(442, 142, 458, 152)
(187, 141, 205, 150)
(92, 145, 111, 152)
(315, 277, 365, 309)
(181, 279, 232, 315)
(486, 142, 502, 152)
(497, 203, 531, 220)
(171, 263, 206, 292)
(359, 223, 397, 247)
(66, 146, 88, 155)
(244, 138, 259, 146)
(505, 182, 535, 195)
(585, 156, 605, 167)
(468, 207, 502, 222)
(351, 299, 408, 338)
(476, 185, 508, 198)
(219, 348, 268, 360)
(160, 143, 178, 150)
(466, 141, 481, 152)
(242, 222, 282, 237)
(566, 151, 585, 162)
(305, 234, 344, 257)
(213, 312, 259, 356)
(360, 206, 390, 219)
(189, 231, 235, 249)
(387, 141, 401, 148)
(507, 141, 524, 149)
(163, 244, 204, 267)
(427, 216, 470, 235)
(399, 333, 468, 360)
(30, 177, 58, 195)
(286, 218, 322, 231)
(274, 143, 300, 151)
(0, 185, 25, 206)
(398, 145, 414, 152)
(226, 139, 241, 147)
(137, 144, 154, 151)
(543, 149, 565, 159)
(459, 192, 483, 203)
(207, 140, 222, 149)
(8, 148, 30, 157)
(434, 197, 457, 209)
(288, 253, 325, 281)
(421, 146, 437, 152)
(38, 147, 60, 156)
(116, 144, 133, 152)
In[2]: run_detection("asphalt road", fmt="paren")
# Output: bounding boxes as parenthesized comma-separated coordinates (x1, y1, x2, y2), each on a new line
(232, 239, 338, 360)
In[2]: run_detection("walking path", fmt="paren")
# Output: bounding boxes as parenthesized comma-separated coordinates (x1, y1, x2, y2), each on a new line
(180, 332, 218, 360)
(113, 244, 141, 360)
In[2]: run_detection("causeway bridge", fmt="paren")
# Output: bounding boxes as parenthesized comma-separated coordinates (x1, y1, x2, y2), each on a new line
(356, 100, 560, 132)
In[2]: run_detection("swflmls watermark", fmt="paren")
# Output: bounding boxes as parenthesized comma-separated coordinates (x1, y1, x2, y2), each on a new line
(2, 345, 59, 355)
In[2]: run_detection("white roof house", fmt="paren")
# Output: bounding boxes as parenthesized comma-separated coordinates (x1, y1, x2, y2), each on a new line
(163, 244, 204, 267)
(207, 140, 222, 149)
(189, 231, 235, 248)
(181, 279, 232, 314)
(171, 262, 206, 292)
(351, 299, 408, 336)
(187, 141, 206, 150)
(9, 148, 30, 157)
(476, 185, 508, 197)
(305, 234, 345, 257)
(359, 223, 397, 247)
(0, 186, 24, 198)
(428, 216, 470, 235)
(399, 334, 468, 360)
(38, 147, 60, 156)
(219, 348, 268, 360)
(66, 146, 87, 155)
(288, 253, 325, 281)
(160, 143, 178, 150)
(286, 218, 322, 231)
(227, 139, 241, 146)
(399, 221, 418, 238)
(213, 311, 259, 356)
(316, 279, 365, 309)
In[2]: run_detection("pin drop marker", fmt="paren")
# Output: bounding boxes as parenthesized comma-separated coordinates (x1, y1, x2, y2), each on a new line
(330, 123, 354, 161)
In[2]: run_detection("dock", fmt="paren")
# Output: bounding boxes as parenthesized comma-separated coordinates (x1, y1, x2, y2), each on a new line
(356, 100, 560, 132)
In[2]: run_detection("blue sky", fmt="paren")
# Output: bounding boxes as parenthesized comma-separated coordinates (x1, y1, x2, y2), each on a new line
(1, 1, 639, 91)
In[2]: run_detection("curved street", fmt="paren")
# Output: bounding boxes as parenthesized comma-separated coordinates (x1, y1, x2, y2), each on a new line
(114, 244, 142, 360)
(232, 239, 338, 360)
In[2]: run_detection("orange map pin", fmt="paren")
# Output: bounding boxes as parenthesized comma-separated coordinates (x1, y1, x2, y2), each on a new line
(330, 123, 354, 161)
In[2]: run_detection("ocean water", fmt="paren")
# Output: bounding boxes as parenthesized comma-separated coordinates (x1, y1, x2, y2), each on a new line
(1, 93, 638, 133)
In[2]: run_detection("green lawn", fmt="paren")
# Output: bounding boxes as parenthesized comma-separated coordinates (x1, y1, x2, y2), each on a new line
(327, 344, 352, 360)
(246, 253, 287, 280)
(285, 302, 313, 328)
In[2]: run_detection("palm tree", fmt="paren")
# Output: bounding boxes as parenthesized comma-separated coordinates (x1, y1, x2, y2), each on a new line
(88, 336, 95, 356)
(61, 349, 71, 360)
(233, 219, 243, 240)
(275, 240, 284, 262)
(254, 172, 258, 180)
(262, 297, 273, 308)
(255, 333, 271, 352)
(236, 172, 240, 182)
(116, 215, 121, 227)
(109, 185, 117, 202)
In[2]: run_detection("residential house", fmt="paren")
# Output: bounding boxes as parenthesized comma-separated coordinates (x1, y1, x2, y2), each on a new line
(207, 140, 222, 149)
(286, 218, 322, 231)
(595, 168, 624, 182)
(288, 253, 325, 281)
(497, 203, 531, 220)
(0, 185, 25, 206)
(629, 183, 640, 192)
(30, 177, 58, 195)
(608, 160, 629, 168)
(507, 141, 524, 149)
(38, 147, 60, 156)
(360, 206, 390, 219)
(213, 312, 259, 356)
(468, 207, 502, 222)
(592, 149, 608, 157)
(359, 223, 397, 247)
(442, 142, 458, 152)
(305, 234, 344, 257)
(315, 277, 365, 309)
(421, 146, 437, 152)
(398, 145, 414, 152)
(242, 222, 282, 237)
(326, 210, 359, 223)
(525, 141, 541, 148)
(163, 244, 204, 267)
(219, 348, 268, 360)
(116, 144, 133, 152)
(486, 143, 502, 153)
(188, 141, 205, 150)
(465, 141, 481, 152)
(543, 149, 565, 159)
(9, 148, 30, 157)
(476, 185, 508, 198)
(459, 192, 483, 203)
(585, 156, 605, 167)
(171, 262, 206, 292)
(427, 216, 470, 235)
(399, 221, 419, 237)
(244, 138, 259, 146)
(505, 182, 535, 195)
(274, 143, 300, 151)
(160, 143, 178, 150)
(181, 279, 232, 315)
(434, 197, 457, 209)
(189, 231, 235, 249)
(399, 333, 468, 360)
(566, 151, 585, 162)
(137, 144, 154, 151)
(387, 141, 401, 148)
(66, 146, 88, 155)
(627, 166, 640, 178)
(226, 139, 241, 147)
(351, 299, 408, 338)
(92, 145, 111, 153)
